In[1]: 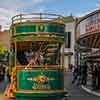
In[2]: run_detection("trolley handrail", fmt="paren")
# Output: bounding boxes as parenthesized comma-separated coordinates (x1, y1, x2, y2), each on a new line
(12, 13, 64, 24)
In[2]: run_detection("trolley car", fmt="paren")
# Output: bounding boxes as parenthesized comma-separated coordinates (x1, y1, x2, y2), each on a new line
(6, 13, 66, 100)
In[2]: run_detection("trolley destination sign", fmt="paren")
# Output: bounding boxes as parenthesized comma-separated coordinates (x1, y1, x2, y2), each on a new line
(11, 23, 65, 35)
(77, 13, 100, 36)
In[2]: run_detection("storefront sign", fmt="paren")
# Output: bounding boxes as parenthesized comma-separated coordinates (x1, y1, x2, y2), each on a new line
(77, 13, 100, 36)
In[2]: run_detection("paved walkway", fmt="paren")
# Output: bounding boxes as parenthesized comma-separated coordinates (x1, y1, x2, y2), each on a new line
(64, 71, 100, 100)
(0, 71, 100, 100)
(0, 78, 9, 100)
(81, 74, 100, 97)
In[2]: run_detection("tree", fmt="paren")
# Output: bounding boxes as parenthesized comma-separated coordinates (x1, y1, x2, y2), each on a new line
(0, 43, 7, 59)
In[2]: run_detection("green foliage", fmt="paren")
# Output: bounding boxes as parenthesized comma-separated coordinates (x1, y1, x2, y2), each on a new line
(0, 43, 7, 57)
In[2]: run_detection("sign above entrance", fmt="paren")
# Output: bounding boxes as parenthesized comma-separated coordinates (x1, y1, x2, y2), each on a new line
(76, 10, 100, 48)
(76, 11, 100, 38)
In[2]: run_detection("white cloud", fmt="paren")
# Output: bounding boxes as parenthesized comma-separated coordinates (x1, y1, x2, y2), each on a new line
(0, 7, 18, 30)
(75, 8, 99, 17)
(0, 0, 44, 10)
(0, 0, 46, 30)
(96, 0, 100, 7)
(96, 3, 100, 7)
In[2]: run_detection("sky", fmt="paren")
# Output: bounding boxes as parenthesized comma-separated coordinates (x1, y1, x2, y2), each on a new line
(0, 0, 100, 30)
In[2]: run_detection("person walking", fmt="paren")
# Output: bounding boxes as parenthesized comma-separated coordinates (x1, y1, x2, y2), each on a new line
(76, 65, 82, 85)
(72, 67, 79, 84)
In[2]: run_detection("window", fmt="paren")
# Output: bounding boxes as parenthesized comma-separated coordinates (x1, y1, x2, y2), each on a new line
(64, 32, 71, 48)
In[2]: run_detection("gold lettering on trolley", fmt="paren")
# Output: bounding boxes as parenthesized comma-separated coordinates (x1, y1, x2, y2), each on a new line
(32, 83, 51, 89)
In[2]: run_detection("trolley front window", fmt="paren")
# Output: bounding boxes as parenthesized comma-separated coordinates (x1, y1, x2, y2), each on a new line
(15, 41, 63, 68)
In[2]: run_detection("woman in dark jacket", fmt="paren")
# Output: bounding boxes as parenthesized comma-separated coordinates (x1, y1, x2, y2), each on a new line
(72, 67, 79, 84)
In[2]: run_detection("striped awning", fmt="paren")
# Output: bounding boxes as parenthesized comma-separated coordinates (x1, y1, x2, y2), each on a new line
(77, 31, 100, 48)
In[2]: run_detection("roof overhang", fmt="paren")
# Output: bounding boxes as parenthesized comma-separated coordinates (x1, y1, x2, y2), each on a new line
(77, 30, 100, 48)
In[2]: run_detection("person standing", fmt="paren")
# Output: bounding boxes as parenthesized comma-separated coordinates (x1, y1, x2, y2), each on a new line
(81, 62, 88, 85)
(1, 64, 5, 81)
(7, 70, 11, 82)
(96, 63, 100, 89)
(91, 63, 97, 90)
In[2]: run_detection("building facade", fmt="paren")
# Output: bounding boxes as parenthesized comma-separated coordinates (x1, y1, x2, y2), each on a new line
(64, 16, 76, 70)
(0, 27, 10, 52)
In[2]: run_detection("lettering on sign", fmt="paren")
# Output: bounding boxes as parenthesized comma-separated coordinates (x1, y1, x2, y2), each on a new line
(77, 13, 100, 35)
(32, 83, 51, 89)
(27, 75, 55, 83)
(38, 25, 45, 32)
(85, 18, 100, 33)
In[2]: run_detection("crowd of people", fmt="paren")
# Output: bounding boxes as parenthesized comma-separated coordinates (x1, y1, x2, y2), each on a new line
(71, 62, 100, 91)
(71, 62, 88, 86)
(25, 51, 44, 66)
(17, 50, 44, 66)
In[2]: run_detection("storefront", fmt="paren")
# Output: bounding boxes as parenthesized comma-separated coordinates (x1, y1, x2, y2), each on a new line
(76, 9, 100, 90)
(76, 9, 100, 48)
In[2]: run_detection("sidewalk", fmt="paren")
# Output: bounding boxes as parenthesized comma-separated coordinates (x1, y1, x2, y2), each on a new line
(64, 70, 100, 100)
(0, 78, 9, 100)
(81, 74, 100, 96)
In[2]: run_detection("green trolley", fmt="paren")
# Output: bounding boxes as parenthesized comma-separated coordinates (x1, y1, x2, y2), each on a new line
(7, 13, 66, 100)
